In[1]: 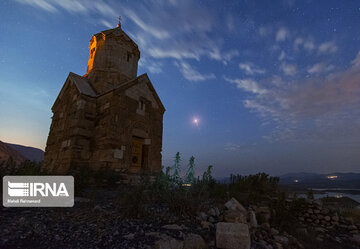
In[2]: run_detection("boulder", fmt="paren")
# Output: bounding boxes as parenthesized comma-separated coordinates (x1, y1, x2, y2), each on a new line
(216, 222, 250, 249)
(223, 210, 247, 223)
(224, 198, 247, 214)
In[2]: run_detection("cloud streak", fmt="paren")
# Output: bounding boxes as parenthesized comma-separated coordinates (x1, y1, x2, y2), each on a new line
(239, 63, 265, 75)
(175, 61, 215, 82)
(15, 0, 239, 79)
(238, 52, 360, 142)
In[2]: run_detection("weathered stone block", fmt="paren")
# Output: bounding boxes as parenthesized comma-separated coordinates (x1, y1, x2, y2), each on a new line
(216, 222, 250, 249)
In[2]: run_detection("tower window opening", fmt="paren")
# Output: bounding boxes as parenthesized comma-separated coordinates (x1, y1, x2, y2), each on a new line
(139, 100, 145, 111)
(127, 52, 131, 62)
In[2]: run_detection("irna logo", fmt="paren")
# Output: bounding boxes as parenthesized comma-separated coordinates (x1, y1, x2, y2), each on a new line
(3, 176, 74, 207)
(8, 181, 69, 197)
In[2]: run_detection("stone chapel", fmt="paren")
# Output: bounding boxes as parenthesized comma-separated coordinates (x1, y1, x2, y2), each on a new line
(42, 22, 165, 183)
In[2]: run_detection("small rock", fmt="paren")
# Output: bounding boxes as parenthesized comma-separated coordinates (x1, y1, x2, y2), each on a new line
(183, 233, 207, 249)
(198, 212, 208, 221)
(145, 232, 161, 237)
(162, 224, 184, 230)
(208, 216, 216, 223)
(332, 214, 339, 222)
(214, 207, 221, 216)
(348, 225, 358, 230)
(274, 235, 289, 245)
(123, 233, 135, 240)
(321, 208, 329, 215)
(249, 211, 258, 228)
(201, 221, 212, 230)
(208, 208, 217, 217)
(93, 205, 103, 212)
(261, 223, 270, 230)
(270, 228, 279, 236)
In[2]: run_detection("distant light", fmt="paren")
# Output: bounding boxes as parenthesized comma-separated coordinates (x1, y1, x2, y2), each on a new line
(294, 179, 299, 183)
(327, 175, 338, 179)
(182, 183, 192, 187)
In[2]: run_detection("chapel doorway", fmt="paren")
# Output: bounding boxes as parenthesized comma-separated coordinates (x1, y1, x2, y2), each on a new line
(131, 136, 144, 168)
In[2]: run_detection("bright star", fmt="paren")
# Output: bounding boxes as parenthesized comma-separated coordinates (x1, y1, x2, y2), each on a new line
(192, 117, 200, 127)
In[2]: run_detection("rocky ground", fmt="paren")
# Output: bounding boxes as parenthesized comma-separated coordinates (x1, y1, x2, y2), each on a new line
(1, 192, 360, 249)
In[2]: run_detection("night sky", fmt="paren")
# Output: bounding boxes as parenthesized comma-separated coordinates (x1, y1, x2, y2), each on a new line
(1, 0, 360, 177)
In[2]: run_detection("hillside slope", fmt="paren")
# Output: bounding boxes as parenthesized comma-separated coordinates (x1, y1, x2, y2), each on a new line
(0, 140, 27, 164)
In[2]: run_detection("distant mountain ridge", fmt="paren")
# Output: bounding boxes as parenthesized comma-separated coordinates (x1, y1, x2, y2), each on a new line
(0, 140, 44, 164)
(217, 172, 360, 189)
(279, 172, 360, 189)
(6, 142, 44, 162)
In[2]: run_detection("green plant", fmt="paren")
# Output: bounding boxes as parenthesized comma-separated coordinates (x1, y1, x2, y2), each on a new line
(171, 152, 181, 184)
(185, 156, 195, 184)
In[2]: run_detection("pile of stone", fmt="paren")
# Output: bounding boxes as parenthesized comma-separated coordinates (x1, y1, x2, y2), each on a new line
(293, 200, 360, 246)
(1, 195, 359, 249)
(194, 198, 302, 249)
(297, 200, 358, 233)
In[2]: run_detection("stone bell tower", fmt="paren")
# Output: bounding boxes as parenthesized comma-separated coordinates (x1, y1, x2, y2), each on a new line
(85, 21, 141, 94)
(43, 20, 165, 182)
